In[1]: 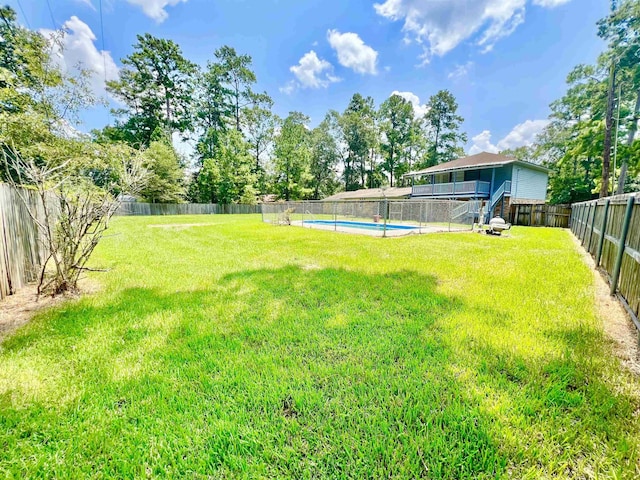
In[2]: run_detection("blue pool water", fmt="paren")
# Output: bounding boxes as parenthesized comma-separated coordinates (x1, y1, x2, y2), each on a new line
(302, 220, 418, 231)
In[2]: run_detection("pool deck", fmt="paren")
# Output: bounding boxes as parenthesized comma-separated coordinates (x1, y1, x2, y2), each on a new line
(291, 221, 466, 237)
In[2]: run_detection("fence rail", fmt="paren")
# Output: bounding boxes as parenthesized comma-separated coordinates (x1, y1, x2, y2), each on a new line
(510, 203, 572, 228)
(0, 184, 48, 300)
(570, 192, 640, 330)
(116, 202, 261, 216)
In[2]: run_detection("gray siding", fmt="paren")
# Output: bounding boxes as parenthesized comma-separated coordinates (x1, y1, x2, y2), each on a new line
(512, 165, 548, 201)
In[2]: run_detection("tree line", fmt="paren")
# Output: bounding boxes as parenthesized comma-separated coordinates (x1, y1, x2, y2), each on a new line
(0, 6, 469, 204)
(516, 0, 640, 204)
(94, 34, 468, 203)
(4, 2, 638, 207)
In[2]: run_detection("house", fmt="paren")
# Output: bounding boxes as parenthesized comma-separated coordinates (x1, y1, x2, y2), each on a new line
(322, 187, 412, 201)
(403, 152, 549, 218)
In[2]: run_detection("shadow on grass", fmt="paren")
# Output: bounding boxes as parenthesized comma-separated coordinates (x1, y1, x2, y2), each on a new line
(1, 266, 638, 477)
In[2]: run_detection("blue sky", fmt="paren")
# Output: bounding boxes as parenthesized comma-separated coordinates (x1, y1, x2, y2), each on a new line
(8, 0, 608, 154)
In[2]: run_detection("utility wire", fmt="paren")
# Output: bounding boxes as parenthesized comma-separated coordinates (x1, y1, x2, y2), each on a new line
(99, 0, 108, 85)
(98, 0, 115, 124)
(45, 0, 57, 29)
(15, 0, 32, 29)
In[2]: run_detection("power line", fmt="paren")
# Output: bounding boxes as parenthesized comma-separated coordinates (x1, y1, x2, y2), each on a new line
(45, 0, 57, 29)
(98, 0, 115, 125)
(15, 0, 32, 29)
(99, 0, 108, 86)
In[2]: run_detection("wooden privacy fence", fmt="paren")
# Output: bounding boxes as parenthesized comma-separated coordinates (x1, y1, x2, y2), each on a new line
(510, 203, 572, 228)
(571, 192, 640, 330)
(0, 183, 48, 300)
(116, 202, 261, 216)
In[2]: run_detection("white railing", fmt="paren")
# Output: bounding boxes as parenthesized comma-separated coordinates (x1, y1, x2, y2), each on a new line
(412, 180, 491, 197)
(489, 180, 512, 212)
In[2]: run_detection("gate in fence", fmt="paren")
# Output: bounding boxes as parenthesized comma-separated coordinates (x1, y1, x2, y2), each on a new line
(570, 193, 640, 330)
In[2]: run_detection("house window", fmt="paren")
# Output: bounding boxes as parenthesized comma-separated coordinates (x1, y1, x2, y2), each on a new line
(435, 173, 448, 184)
(453, 171, 464, 183)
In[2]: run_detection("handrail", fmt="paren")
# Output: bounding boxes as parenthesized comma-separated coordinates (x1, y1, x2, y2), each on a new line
(489, 180, 510, 211)
(451, 203, 469, 219)
(305, 210, 315, 221)
(412, 180, 491, 197)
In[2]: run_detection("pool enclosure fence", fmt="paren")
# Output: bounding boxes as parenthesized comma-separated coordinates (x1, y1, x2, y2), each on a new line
(261, 199, 478, 237)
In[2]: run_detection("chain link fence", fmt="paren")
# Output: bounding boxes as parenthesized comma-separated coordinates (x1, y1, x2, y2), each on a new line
(261, 199, 479, 237)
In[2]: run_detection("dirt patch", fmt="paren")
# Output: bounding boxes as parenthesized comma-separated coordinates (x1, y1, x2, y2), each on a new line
(572, 235, 640, 375)
(0, 279, 99, 342)
(148, 223, 214, 229)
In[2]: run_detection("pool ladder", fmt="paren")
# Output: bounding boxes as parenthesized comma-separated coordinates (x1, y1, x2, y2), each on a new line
(304, 210, 316, 227)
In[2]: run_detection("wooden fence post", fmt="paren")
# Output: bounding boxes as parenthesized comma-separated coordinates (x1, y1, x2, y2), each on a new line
(569, 205, 575, 231)
(576, 204, 584, 233)
(595, 199, 610, 267)
(579, 203, 588, 243)
(581, 203, 592, 243)
(587, 202, 597, 251)
(582, 204, 591, 247)
(573, 204, 581, 233)
(610, 196, 636, 295)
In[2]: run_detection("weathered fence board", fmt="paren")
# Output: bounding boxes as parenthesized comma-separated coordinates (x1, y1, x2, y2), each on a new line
(510, 203, 572, 228)
(571, 192, 640, 330)
(0, 183, 47, 300)
(116, 202, 261, 216)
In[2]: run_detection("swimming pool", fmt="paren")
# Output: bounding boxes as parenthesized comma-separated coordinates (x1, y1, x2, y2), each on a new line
(302, 220, 418, 231)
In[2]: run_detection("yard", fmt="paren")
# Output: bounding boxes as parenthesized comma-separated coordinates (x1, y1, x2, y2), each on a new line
(1, 214, 639, 478)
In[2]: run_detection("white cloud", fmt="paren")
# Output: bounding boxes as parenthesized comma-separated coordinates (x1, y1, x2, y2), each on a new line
(284, 50, 340, 92)
(532, 0, 571, 7)
(279, 81, 297, 95)
(448, 61, 473, 80)
(469, 130, 499, 155)
(469, 119, 550, 154)
(125, 0, 188, 23)
(75, 0, 96, 10)
(374, 0, 546, 62)
(327, 30, 378, 75)
(41, 16, 119, 98)
(496, 119, 549, 150)
(390, 91, 428, 118)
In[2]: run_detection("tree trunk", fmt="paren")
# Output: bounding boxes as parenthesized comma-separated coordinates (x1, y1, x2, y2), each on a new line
(369, 148, 375, 189)
(601, 62, 616, 198)
(345, 152, 352, 190)
(432, 123, 441, 166)
(236, 99, 241, 132)
(164, 86, 172, 127)
(285, 163, 290, 201)
(616, 86, 640, 194)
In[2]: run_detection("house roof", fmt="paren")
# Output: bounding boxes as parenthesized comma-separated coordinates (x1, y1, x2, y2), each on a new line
(322, 187, 412, 201)
(404, 151, 549, 177)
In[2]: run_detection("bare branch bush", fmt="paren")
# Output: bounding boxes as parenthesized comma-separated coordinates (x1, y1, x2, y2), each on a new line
(4, 145, 148, 296)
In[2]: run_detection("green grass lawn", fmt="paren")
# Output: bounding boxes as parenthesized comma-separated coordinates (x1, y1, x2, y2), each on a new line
(1, 214, 639, 478)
